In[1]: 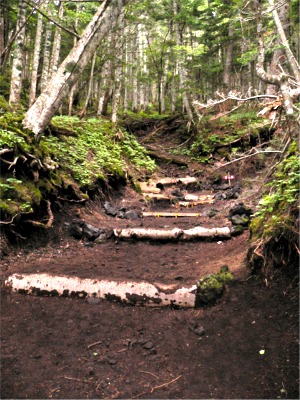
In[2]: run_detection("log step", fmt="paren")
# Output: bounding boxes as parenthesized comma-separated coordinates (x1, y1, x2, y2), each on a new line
(5, 273, 197, 308)
(142, 212, 201, 218)
(114, 226, 231, 241)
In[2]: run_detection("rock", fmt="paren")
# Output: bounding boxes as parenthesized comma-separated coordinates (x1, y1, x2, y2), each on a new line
(189, 322, 205, 336)
(143, 341, 154, 350)
(231, 225, 245, 236)
(229, 203, 252, 217)
(69, 220, 85, 239)
(123, 210, 140, 220)
(83, 223, 101, 241)
(87, 297, 101, 305)
(230, 214, 249, 226)
(103, 201, 118, 217)
(108, 359, 117, 365)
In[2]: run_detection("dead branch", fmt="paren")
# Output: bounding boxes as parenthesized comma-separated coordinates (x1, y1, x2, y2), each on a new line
(25, 200, 54, 229)
(213, 149, 282, 169)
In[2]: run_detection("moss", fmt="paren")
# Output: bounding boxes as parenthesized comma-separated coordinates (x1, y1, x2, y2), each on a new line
(196, 266, 234, 306)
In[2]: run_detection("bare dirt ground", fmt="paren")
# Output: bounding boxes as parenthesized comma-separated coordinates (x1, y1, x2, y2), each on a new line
(1, 144, 299, 399)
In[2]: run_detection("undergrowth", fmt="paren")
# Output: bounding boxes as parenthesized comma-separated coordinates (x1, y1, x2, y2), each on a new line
(248, 141, 299, 278)
(0, 113, 156, 221)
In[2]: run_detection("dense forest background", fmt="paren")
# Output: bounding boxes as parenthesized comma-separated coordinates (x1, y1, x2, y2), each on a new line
(0, 0, 299, 277)
(1, 0, 299, 120)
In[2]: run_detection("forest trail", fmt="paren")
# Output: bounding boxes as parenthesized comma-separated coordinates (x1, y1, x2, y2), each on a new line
(1, 125, 299, 399)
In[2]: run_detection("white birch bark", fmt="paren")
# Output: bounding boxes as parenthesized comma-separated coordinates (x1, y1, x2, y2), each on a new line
(79, 52, 96, 118)
(40, 1, 53, 92)
(173, 0, 193, 121)
(49, 0, 64, 77)
(9, 0, 27, 108)
(29, 10, 43, 106)
(111, 13, 125, 124)
(268, 0, 300, 83)
(23, 0, 127, 138)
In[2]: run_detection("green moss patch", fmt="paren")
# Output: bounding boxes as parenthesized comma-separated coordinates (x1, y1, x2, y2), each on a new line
(196, 266, 234, 306)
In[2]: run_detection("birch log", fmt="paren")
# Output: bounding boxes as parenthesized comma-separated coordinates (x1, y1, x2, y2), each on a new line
(114, 226, 231, 241)
(5, 273, 197, 308)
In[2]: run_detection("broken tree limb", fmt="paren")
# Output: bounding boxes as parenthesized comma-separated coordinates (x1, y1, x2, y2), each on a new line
(113, 226, 231, 241)
(144, 145, 188, 166)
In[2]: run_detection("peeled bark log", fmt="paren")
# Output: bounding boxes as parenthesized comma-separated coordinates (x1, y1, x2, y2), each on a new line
(5, 273, 197, 308)
(142, 212, 201, 218)
(113, 226, 231, 241)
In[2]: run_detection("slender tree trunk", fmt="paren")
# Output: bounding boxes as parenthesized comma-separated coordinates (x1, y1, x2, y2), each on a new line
(223, 25, 234, 90)
(112, 11, 125, 123)
(173, 0, 193, 121)
(49, 0, 64, 77)
(0, 4, 4, 61)
(268, 0, 300, 83)
(40, 2, 53, 92)
(68, 3, 79, 116)
(23, 0, 127, 138)
(79, 52, 96, 118)
(9, 0, 27, 108)
(255, 0, 295, 117)
(29, 10, 43, 106)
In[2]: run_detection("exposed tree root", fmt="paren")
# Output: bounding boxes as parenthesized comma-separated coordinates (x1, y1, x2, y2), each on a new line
(25, 200, 54, 229)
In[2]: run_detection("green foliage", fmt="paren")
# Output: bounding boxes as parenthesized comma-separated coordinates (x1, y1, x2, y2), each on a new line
(196, 266, 234, 305)
(251, 141, 299, 239)
(0, 114, 156, 220)
(49, 117, 156, 187)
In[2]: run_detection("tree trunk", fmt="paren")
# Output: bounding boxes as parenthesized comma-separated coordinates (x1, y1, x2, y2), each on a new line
(23, 0, 127, 138)
(78, 52, 96, 118)
(173, 0, 193, 121)
(49, 0, 64, 77)
(40, 1, 53, 92)
(9, 0, 27, 108)
(29, 10, 44, 106)
(112, 11, 125, 124)
(268, 0, 300, 83)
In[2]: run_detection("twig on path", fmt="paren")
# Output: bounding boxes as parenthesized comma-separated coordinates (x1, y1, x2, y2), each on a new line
(150, 374, 182, 393)
(139, 370, 160, 379)
(87, 340, 102, 349)
(133, 374, 182, 398)
(63, 376, 93, 384)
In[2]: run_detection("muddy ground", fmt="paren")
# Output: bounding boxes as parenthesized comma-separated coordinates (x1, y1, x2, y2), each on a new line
(1, 149, 299, 399)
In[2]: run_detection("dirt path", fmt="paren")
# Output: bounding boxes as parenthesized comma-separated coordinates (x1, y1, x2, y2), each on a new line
(1, 144, 299, 398)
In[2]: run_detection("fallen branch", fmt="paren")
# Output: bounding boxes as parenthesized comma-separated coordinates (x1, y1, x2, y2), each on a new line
(213, 149, 282, 169)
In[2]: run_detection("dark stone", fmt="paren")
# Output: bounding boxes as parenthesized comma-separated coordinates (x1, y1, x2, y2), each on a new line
(69, 221, 84, 239)
(82, 223, 101, 241)
(231, 214, 249, 226)
(87, 297, 101, 305)
(143, 341, 154, 350)
(229, 203, 252, 218)
(103, 201, 118, 217)
(123, 210, 140, 220)
(189, 322, 205, 336)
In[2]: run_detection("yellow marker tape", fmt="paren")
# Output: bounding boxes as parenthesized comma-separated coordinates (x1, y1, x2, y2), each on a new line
(175, 214, 178, 218)
(157, 213, 160, 217)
